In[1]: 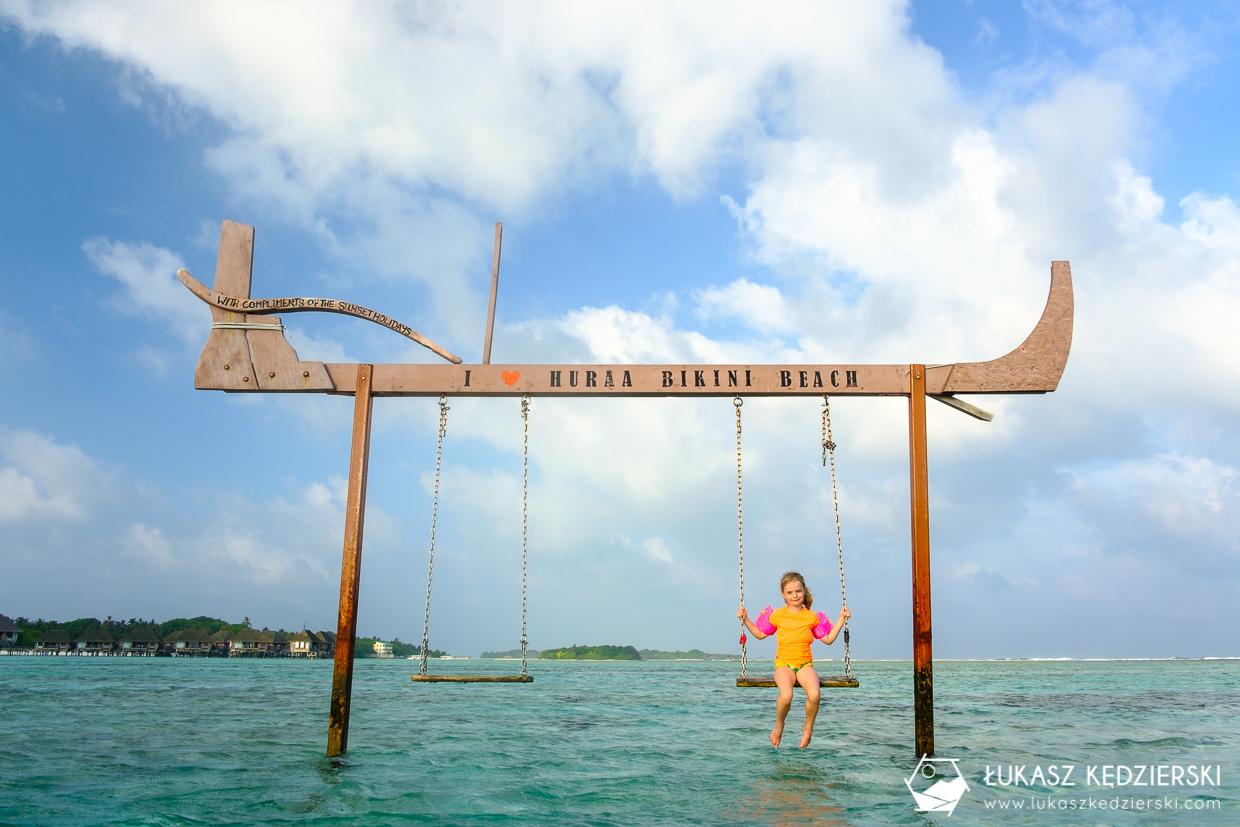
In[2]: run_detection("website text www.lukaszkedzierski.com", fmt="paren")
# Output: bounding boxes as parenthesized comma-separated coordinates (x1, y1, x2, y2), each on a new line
(985, 796, 1220, 811)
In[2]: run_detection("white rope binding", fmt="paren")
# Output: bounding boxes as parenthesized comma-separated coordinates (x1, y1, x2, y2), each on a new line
(210, 322, 287, 332)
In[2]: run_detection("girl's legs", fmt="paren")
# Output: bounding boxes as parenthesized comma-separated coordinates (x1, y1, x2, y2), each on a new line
(795, 666, 822, 748)
(771, 665, 796, 747)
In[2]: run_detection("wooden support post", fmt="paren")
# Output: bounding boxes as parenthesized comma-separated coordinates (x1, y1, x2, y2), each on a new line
(909, 364, 934, 758)
(482, 222, 502, 364)
(327, 364, 375, 757)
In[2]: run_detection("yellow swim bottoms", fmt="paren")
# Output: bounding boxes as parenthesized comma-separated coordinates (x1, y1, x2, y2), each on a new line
(774, 659, 813, 673)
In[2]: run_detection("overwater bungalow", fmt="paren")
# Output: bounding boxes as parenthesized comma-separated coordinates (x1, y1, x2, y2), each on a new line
(34, 629, 72, 653)
(74, 627, 116, 655)
(312, 630, 335, 656)
(0, 615, 18, 648)
(167, 628, 213, 656)
(289, 630, 315, 657)
(209, 628, 232, 655)
(119, 627, 162, 656)
(228, 628, 288, 657)
(286, 630, 335, 658)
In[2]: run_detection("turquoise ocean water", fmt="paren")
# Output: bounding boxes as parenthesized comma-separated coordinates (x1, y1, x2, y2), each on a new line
(1, 657, 1236, 825)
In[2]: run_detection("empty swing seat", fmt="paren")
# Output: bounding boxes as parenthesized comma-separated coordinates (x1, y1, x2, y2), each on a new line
(411, 674, 533, 683)
(736, 675, 858, 688)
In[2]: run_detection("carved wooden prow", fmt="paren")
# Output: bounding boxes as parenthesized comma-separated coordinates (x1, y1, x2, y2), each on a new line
(194, 221, 335, 392)
(185, 220, 1072, 400)
(928, 261, 1073, 395)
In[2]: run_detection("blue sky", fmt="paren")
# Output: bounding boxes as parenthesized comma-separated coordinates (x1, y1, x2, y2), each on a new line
(2, 0, 1238, 659)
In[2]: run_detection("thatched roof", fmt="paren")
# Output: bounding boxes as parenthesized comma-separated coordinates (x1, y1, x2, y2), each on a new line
(176, 628, 213, 643)
(230, 628, 277, 644)
(35, 629, 72, 644)
(75, 627, 115, 644)
(209, 629, 232, 643)
(314, 631, 335, 643)
(121, 627, 162, 644)
(289, 630, 313, 643)
(0, 614, 18, 634)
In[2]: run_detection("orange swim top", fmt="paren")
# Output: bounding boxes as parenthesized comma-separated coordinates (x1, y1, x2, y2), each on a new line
(770, 606, 818, 665)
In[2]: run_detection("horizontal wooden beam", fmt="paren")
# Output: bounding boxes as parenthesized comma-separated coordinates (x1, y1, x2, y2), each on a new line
(324, 363, 911, 397)
(183, 221, 1074, 399)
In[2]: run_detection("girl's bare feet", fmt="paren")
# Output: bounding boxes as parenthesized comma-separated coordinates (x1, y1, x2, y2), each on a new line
(770, 721, 784, 748)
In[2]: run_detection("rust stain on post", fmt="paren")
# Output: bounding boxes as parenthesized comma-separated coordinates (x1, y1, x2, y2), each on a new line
(909, 363, 934, 759)
(327, 364, 375, 757)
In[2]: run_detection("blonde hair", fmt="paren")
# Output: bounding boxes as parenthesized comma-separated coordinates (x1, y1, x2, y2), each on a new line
(780, 571, 813, 609)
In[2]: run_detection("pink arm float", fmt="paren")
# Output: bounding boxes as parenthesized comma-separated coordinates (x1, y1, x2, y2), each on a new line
(754, 606, 776, 635)
(813, 612, 833, 640)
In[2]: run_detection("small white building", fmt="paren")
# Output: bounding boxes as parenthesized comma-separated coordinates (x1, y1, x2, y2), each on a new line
(372, 640, 394, 658)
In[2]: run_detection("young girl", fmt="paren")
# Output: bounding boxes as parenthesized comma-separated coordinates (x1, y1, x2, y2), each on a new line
(738, 571, 851, 749)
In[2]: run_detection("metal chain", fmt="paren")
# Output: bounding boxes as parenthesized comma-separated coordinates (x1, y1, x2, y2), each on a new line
(822, 395, 852, 679)
(419, 395, 449, 676)
(735, 395, 747, 678)
(519, 395, 530, 677)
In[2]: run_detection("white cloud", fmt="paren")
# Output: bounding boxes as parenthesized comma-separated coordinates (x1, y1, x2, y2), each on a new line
(1071, 452, 1240, 549)
(3, 1, 1239, 655)
(696, 279, 796, 335)
(0, 430, 112, 522)
(83, 237, 204, 345)
(283, 326, 353, 364)
(643, 537, 675, 565)
(121, 522, 174, 568)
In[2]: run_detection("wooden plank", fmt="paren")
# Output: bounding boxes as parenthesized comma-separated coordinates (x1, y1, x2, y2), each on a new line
(909, 364, 934, 758)
(327, 365, 375, 758)
(482, 222, 502, 364)
(194, 221, 258, 390)
(929, 393, 994, 421)
(319, 363, 911, 398)
(410, 674, 534, 683)
(178, 267, 461, 364)
(736, 676, 859, 688)
(934, 262, 1073, 394)
(191, 223, 333, 391)
(243, 314, 335, 391)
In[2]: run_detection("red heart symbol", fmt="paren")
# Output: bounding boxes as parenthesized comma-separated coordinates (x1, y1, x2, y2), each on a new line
(502, 370, 520, 386)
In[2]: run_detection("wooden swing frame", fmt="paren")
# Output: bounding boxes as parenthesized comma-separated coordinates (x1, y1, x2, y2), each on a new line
(179, 219, 1073, 759)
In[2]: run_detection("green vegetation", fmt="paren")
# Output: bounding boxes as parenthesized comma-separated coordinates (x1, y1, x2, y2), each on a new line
(11, 616, 248, 648)
(638, 649, 742, 661)
(156, 616, 250, 637)
(8, 616, 431, 655)
(480, 648, 540, 659)
(539, 644, 641, 660)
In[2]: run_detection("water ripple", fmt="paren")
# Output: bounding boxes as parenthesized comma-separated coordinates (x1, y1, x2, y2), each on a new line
(0, 658, 1236, 825)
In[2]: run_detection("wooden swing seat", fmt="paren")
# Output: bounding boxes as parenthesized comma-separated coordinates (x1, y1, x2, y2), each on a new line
(736, 675, 858, 688)
(411, 674, 533, 683)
